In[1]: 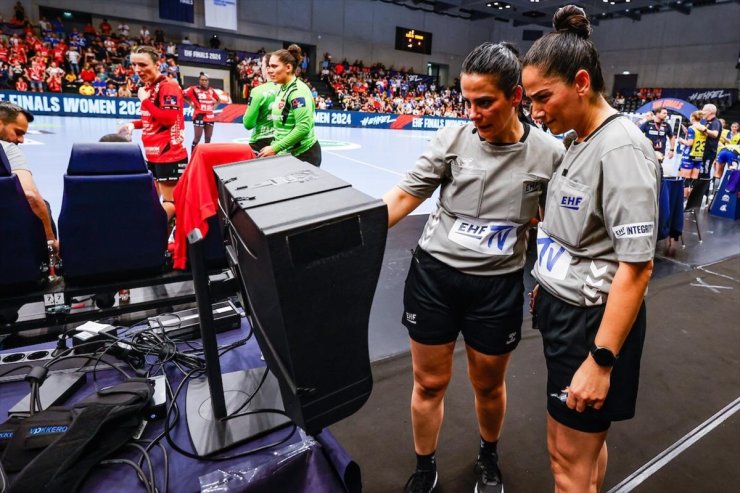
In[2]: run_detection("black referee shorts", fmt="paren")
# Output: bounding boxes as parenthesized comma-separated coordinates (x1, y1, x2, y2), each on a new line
(535, 288, 646, 433)
(401, 247, 523, 356)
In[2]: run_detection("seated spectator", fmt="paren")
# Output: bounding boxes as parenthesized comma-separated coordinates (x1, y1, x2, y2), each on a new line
(79, 80, 94, 96)
(62, 71, 79, 92)
(92, 76, 106, 96)
(118, 83, 132, 98)
(46, 70, 62, 92)
(96, 63, 108, 82)
(15, 75, 27, 91)
(79, 62, 95, 83)
(83, 22, 96, 36)
(104, 81, 117, 97)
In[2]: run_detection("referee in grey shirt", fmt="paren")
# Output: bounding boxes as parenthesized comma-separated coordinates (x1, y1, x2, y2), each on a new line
(523, 6, 659, 492)
(384, 42, 564, 493)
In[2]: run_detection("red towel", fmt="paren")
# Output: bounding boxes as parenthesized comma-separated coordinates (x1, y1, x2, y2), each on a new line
(172, 143, 254, 269)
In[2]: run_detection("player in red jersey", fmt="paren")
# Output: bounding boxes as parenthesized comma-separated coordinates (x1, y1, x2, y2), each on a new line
(183, 72, 221, 152)
(119, 45, 187, 221)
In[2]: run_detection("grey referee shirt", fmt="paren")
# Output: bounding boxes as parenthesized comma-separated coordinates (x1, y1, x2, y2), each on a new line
(398, 122, 564, 275)
(1, 141, 30, 173)
(533, 115, 660, 307)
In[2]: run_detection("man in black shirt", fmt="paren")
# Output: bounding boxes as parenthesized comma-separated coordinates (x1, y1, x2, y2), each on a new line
(697, 104, 722, 180)
(639, 107, 675, 162)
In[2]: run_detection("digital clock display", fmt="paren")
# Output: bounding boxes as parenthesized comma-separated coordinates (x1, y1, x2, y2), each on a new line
(395, 26, 432, 55)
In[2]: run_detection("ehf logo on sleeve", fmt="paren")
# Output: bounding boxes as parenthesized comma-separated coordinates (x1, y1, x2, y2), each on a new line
(612, 222, 654, 239)
(448, 218, 518, 255)
(291, 97, 306, 109)
(163, 95, 178, 106)
(535, 228, 572, 280)
(524, 181, 541, 194)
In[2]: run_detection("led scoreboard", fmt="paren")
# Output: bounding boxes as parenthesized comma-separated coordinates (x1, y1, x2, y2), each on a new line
(395, 26, 432, 55)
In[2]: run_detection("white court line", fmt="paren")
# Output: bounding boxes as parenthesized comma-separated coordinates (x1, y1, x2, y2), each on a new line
(607, 397, 740, 493)
(697, 265, 740, 284)
(690, 277, 733, 293)
(325, 150, 405, 177)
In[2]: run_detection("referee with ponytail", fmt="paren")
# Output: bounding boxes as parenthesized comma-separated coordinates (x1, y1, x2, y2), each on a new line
(523, 6, 659, 491)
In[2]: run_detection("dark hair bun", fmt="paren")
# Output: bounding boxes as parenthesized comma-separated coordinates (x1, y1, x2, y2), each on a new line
(553, 5, 591, 39)
(287, 44, 303, 66)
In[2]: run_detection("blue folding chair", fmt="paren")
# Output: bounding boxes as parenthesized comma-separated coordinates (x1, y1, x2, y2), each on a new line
(0, 144, 49, 300)
(59, 143, 168, 284)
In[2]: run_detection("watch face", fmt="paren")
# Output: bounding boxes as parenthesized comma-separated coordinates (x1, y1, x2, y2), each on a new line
(592, 347, 616, 367)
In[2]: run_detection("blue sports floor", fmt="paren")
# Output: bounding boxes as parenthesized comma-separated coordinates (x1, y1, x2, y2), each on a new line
(23, 116, 439, 223)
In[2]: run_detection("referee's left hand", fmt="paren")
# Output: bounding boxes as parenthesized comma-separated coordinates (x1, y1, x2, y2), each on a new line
(565, 356, 611, 413)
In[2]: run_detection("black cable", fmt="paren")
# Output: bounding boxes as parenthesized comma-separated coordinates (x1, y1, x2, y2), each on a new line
(98, 459, 154, 493)
(135, 439, 169, 493)
(0, 364, 33, 379)
(29, 381, 38, 415)
(229, 366, 269, 416)
(162, 367, 298, 461)
(124, 443, 156, 493)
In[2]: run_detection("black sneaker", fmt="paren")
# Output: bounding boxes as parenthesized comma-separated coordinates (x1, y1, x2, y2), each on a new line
(474, 453, 504, 493)
(404, 469, 438, 493)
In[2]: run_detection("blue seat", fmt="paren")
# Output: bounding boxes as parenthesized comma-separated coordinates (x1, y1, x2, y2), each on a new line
(59, 143, 168, 284)
(0, 144, 49, 295)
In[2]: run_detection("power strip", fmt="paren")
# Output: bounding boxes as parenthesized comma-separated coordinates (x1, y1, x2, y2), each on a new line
(146, 300, 241, 341)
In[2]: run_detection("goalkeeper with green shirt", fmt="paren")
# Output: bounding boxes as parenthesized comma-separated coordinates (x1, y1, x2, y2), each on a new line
(242, 54, 278, 152)
(257, 44, 322, 166)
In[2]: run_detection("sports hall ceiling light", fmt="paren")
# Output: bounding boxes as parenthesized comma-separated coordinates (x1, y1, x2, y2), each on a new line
(623, 8, 642, 20)
(668, 0, 691, 14)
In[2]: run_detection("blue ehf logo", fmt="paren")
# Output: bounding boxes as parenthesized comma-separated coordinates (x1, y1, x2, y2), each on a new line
(560, 196, 583, 210)
(537, 236, 566, 271)
(487, 225, 515, 250)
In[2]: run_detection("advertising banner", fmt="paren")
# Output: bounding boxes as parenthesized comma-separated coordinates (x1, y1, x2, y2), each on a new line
(0, 91, 468, 130)
(176, 45, 228, 66)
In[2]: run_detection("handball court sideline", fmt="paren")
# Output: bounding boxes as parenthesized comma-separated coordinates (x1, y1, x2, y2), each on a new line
(20, 117, 740, 492)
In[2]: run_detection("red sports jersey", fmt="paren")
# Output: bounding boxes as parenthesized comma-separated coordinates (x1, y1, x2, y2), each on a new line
(183, 86, 220, 122)
(133, 76, 188, 164)
(29, 64, 45, 82)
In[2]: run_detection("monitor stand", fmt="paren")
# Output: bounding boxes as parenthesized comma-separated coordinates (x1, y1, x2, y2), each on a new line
(185, 367, 291, 456)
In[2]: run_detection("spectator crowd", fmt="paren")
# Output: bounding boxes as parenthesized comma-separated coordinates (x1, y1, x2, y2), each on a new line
(0, 4, 733, 120)
(0, 9, 180, 99)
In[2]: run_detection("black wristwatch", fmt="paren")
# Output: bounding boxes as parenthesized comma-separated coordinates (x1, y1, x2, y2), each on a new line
(590, 345, 617, 367)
